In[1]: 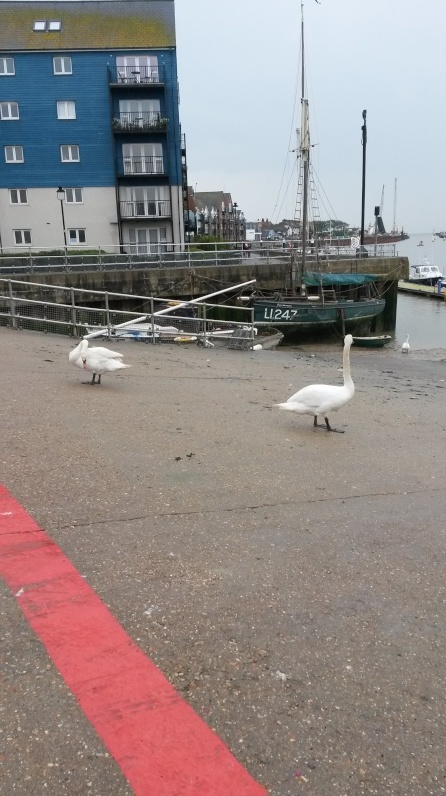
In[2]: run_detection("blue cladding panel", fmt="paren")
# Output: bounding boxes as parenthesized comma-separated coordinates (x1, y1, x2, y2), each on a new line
(0, 48, 181, 188)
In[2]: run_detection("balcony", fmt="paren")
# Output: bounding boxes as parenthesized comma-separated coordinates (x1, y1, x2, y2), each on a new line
(119, 200, 171, 219)
(109, 65, 164, 85)
(112, 112, 168, 134)
(117, 156, 165, 177)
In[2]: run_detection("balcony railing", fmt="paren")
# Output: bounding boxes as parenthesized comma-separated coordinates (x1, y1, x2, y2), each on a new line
(119, 200, 171, 219)
(118, 156, 165, 176)
(112, 112, 168, 133)
(110, 65, 164, 84)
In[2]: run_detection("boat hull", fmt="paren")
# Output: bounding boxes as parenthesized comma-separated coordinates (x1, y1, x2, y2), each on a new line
(323, 233, 409, 247)
(352, 335, 392, 348)
(253, 298, 385, 332)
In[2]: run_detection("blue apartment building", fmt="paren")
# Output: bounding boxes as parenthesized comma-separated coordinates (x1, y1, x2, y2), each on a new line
(0, 0, 186, 252)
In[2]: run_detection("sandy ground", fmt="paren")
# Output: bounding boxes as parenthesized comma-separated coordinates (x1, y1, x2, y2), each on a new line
(1, 327, 446, 796)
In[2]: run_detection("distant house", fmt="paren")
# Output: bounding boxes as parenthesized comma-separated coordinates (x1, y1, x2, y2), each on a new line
(187, 188, 245, 242)
(0, 0, 186, 253)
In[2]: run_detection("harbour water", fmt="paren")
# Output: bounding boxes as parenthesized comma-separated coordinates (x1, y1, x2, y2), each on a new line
(394, 232, 446, 351)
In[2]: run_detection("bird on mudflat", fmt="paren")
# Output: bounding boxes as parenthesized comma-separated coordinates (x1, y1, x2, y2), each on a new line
(276, 334, 355, 433)
(401, 334, 410, 353)
(68, 339, 130, 384)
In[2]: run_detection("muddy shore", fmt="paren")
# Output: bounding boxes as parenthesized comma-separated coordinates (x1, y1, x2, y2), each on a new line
(1, 328, 446, 795)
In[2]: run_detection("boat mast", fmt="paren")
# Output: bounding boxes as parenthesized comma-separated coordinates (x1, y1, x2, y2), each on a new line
(393, 177, 397, 232)
(300, 3, 310, 289)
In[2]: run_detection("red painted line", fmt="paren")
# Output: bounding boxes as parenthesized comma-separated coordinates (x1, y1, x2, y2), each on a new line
(0, 485, 267, 795)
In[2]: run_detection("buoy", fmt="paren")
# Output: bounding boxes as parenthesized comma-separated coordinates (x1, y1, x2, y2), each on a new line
(174, 336, 198, 344)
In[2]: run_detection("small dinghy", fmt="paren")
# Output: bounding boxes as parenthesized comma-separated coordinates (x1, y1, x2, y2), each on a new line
(352, 335, 392, 348)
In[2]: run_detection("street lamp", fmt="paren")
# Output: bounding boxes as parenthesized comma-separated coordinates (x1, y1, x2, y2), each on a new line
(56, 186, 67, 247)
(360, 110, 367, 247)
(233, 202, 238, 242)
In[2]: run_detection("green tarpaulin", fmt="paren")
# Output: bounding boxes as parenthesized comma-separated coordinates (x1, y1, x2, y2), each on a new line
(304, 271, 378, 287)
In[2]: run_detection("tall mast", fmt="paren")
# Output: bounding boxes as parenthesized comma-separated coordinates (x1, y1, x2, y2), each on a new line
(393, 178, 397, 232)
(300, 3, 310, 288)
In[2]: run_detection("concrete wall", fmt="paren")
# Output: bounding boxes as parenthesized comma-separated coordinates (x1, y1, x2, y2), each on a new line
(0, 256, 409, 304)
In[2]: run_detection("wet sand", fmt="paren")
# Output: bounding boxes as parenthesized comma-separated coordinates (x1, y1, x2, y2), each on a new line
(1, 327, 446, 795)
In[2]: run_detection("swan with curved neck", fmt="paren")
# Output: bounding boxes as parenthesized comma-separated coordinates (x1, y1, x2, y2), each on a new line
(276, 334, 355, 433)
(402, 334, 410, 353)
(68, 339, 130, 384)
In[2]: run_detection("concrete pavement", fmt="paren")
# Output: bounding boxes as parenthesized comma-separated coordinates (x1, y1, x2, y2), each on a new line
(1, 328, 446, 795)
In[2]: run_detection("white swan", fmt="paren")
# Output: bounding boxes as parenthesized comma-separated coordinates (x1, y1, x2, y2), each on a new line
(276, 334, 355, 433)
(401, 334, 410, 353)
(68, 339, 130, 384)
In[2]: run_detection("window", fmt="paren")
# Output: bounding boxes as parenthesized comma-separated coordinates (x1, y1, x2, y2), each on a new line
(10, 188, 27, 204)
(53, 57, 72, 75)
(0, 57, 15, 76)
(65, 187, 83, 203)
(0, 101, 19, 119)
(33, 20, 61, 31)
(118, 99, 160, 129)
(122, 143, 163, 174)
(68, 228, 86, 244)
(5, 145, 23, 163)
(116, 55, 159, 84)
(14, 229, 32, 245)
(128, 227, 166, 254)
(57, 101, 76, 119)
(61, 144, 79, 162)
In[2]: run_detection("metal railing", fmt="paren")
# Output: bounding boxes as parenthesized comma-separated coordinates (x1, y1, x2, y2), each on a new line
(0, 241, 399, 276)
(118, 156, 164, 176)
(112, 113, 168, 132)
(0, 278, 255, 347)
(109, 65, 163, 84)
(119, 200, 171, 219)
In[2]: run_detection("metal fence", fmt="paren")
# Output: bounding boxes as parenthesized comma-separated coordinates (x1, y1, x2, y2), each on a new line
(0, 278, 256, 347)
(0, 241, 399, 276)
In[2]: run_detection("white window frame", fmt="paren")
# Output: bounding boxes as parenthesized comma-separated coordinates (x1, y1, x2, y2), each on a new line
(65, 187, 83, 203)
(0, 101, 19, 120)
(33, 20, 61, 32)
(5, 145, 24, 163)
(67, 228, 86, 245)
(9, 188, 28, 204)
(128, 227, 167, 254)
(14, 229, 32, 245)
(60, 144, 79, 162)
(53, 56, 72, 75)
(122, 143, 163, 175)
(0, 57, 15, 76)
(116, 55, 159, 84)
(57, 101, 76, 120)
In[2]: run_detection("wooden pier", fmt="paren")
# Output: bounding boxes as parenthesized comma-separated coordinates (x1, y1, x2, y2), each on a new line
(398, 281, 446, 300)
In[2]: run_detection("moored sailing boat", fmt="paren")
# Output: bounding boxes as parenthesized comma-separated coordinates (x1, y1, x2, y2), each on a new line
(252, 4, 386, 337)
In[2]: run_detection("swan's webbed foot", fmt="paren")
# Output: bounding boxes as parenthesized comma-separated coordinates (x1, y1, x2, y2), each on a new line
(313, 416, 328, 430)
(324, 416, 345, 433)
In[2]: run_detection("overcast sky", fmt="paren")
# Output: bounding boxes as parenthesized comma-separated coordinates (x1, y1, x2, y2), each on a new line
(175, 0, 446, 233)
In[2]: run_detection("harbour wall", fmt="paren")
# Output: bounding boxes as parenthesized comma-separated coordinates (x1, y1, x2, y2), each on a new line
(2, 254, 408, 298)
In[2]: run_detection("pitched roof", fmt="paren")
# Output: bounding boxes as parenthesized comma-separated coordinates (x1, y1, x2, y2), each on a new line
(193, 191, 233, 212)
(0, 1, 175, 50)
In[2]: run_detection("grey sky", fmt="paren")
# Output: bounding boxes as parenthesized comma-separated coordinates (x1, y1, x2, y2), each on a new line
(175, 0, 446, 232)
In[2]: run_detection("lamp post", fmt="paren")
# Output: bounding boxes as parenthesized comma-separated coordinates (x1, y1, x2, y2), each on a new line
(233, 202, 238, 242)
(56, 186, 67, 247)
(360, 110, 367, 247)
